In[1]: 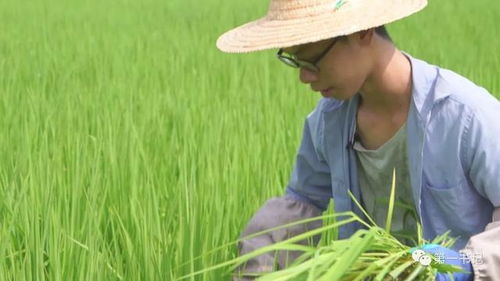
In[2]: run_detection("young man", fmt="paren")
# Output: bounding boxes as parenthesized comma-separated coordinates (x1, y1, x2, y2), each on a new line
(216, 0, 500, 280)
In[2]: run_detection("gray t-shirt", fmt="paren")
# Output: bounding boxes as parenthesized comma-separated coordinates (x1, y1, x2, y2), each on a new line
(353, 122, 419, 245)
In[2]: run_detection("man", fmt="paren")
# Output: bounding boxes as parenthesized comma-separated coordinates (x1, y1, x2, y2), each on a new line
(216, 0, 500, 280)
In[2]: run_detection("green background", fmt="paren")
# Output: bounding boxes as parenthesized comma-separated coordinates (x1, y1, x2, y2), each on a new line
(0, 0, 498, 279)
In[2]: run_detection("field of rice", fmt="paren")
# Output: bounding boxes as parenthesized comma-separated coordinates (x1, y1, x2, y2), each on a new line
(0, 0, 498, 280)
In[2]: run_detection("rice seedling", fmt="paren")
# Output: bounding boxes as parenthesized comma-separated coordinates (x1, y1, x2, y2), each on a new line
(179, 169, 465, 281)
(0, 0, 497, 279)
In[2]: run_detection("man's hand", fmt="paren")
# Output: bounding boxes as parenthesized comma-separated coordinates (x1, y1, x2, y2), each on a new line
(420, 244, 474, 281)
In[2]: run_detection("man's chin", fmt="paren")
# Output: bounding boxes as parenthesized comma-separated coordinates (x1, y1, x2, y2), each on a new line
(322, 90, 355, 101)
(320, 87, 333, 97)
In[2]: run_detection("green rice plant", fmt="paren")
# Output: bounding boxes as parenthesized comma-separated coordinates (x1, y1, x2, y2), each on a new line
(0, 0, 497, 279)
(179, 169, 464, 280)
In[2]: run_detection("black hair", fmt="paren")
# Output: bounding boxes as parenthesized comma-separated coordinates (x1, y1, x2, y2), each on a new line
(374, 25, 393, 43)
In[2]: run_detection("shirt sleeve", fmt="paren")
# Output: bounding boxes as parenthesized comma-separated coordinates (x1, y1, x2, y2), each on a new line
(463, 104, 500, 207)
(462, 102, 500, 280)
(462, 208, 500, 281)
(232, 195, 322, 281)
(285, 113, 333, 212)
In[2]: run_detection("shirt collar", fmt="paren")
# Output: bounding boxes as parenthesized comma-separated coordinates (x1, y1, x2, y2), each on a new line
(402, 51, 451, 119)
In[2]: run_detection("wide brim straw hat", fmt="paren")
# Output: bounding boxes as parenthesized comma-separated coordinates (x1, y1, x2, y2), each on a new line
(217, 0, 427, 53)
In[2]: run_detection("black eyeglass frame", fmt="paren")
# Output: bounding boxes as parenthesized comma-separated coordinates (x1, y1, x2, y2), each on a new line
(276, 37, 342, 72)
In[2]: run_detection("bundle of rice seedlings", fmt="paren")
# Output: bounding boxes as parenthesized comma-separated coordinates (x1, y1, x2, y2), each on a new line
(178, 169, 465, 280)
(233, 226, 460, 281)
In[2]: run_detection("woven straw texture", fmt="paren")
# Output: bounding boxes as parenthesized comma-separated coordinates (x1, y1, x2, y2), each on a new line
(216, 0, 427, 53)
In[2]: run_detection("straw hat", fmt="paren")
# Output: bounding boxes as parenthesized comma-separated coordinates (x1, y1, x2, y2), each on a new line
(216, 0, 427, 53)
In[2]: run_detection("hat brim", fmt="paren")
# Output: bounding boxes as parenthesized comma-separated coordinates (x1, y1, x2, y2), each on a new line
(217, 0, 427, 53)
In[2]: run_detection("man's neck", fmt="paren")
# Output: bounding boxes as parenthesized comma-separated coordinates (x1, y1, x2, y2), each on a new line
(358, 44, 413, 116)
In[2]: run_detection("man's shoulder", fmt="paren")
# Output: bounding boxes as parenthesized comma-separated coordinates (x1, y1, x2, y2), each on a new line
(435, 66, 499, 112)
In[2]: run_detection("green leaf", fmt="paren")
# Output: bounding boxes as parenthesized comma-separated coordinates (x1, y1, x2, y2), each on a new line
(389, 259, 415, 279)
(373, 251, 408, 281)
(385, 168, 397, 233)
(318, 229, 376, 281)
(402, 264, 426, 281)
(347, 189, 377, 227)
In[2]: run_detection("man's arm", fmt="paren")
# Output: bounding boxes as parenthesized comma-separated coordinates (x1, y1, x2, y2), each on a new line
(233, 113, 332, 280)
(462, 102, 500, 281)
(232, 196, 322, 280)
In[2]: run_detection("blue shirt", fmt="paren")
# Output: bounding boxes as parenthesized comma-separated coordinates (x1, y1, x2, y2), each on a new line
(285, 52, 500, 250)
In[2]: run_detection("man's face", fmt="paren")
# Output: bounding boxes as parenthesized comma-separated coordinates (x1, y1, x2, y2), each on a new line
(281, 31, 374, 100)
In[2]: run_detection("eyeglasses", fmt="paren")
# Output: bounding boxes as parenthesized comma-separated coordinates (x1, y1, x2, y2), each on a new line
(276, 37, 341, 73)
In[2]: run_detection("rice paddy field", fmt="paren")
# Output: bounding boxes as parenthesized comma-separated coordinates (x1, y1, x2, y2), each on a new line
(0, 0, 498, 280)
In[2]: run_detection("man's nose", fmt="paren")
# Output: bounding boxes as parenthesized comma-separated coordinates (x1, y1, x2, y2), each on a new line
(299, 67, 319, 84)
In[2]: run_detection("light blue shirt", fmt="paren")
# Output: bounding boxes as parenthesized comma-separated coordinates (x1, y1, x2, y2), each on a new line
(285, 52, 500, 250)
